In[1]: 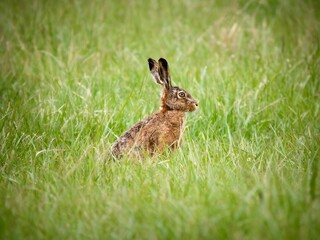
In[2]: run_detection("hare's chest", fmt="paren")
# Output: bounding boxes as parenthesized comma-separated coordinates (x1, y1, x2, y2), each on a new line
(156, 116, 185, 144)
(137, 113, 185, 148)
(161, 127, 182, 147)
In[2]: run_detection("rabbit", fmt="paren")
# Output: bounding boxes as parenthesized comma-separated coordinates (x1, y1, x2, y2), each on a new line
(111, 58, 198, 159)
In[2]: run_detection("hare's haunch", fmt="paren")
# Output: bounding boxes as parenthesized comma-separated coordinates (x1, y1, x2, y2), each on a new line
(111, 58, 198, 158)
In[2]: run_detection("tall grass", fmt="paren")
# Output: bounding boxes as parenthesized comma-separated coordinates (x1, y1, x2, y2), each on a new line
(1, 0, 319, 239)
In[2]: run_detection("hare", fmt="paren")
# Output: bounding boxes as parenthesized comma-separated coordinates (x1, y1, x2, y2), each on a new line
(111, 58, 198, 159)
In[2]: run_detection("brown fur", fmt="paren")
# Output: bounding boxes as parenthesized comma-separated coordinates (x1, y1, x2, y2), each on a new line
(111, 58, 198, 159)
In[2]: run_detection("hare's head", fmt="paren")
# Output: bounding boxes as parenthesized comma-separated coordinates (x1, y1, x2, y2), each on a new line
(148, 58, 198, 112)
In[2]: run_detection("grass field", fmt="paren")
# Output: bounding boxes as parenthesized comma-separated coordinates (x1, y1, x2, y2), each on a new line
(1, 0, 320, 239)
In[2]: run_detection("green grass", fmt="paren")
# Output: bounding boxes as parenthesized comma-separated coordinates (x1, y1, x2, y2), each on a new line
(1, 0, 320, 239)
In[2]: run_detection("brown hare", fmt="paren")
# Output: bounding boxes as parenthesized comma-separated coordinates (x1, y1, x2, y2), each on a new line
(111, 58, 198, 159)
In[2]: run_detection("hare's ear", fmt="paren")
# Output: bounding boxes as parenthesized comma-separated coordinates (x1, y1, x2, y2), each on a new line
(158, 58, 172, 90)
(148, 58, 163, 86)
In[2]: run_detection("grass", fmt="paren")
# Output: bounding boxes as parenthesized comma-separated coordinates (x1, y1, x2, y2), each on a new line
(1, 0, 320, 239)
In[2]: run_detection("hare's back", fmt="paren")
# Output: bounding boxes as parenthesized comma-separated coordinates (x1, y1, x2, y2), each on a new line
(111, 116, 153, 157)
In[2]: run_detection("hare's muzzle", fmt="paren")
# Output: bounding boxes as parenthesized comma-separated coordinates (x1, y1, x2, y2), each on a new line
(189, 101, 198, 112)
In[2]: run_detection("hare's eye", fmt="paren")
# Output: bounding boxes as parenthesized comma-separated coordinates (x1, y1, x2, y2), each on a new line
(178, 92, 186, 98)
